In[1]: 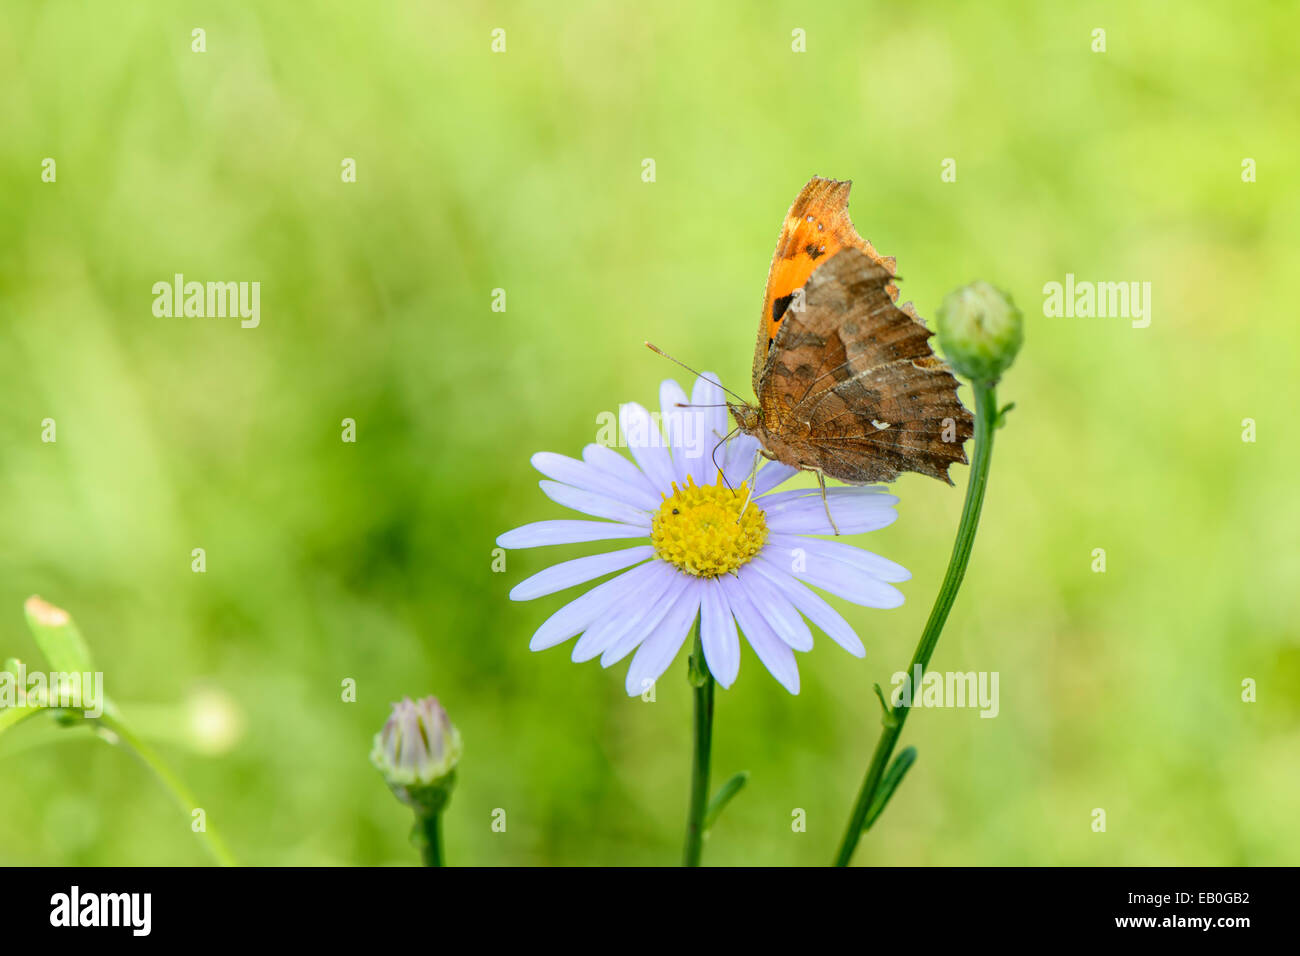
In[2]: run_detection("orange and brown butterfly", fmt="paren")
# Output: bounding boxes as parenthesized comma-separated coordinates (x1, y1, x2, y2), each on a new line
(723, 176, 975, 504)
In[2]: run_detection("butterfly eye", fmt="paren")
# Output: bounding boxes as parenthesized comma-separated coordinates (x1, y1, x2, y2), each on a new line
(671, 508, 680, 515)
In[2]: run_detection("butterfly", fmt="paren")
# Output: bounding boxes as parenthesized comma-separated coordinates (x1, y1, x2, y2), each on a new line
(715, 177, 975, 528)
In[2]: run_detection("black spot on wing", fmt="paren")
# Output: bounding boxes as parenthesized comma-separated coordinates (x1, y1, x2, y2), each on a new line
(772, 293, 794, 324)
(804, 243, 825, 260)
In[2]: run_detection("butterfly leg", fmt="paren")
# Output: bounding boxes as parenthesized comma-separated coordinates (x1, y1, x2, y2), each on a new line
(817, 471, 841, 536)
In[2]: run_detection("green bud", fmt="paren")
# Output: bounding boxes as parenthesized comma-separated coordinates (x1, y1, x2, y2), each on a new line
(935, 281, 1023, 383)
(24, 596, 94, 674)
(371, 696, 461, 814)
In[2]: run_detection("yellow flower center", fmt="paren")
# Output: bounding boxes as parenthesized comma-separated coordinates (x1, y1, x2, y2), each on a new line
(650, 474, 767, 577)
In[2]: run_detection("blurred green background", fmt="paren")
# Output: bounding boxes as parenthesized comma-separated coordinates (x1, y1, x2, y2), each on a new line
(2, 0, 1297, 866)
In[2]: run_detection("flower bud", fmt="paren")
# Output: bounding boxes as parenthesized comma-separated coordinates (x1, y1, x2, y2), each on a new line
(935, 281, 1023, 383)
(370, 696, 461, 813)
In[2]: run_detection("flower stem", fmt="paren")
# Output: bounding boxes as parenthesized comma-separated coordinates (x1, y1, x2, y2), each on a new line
(682, 624, 714, 866)
(98, 711, 237, 867)
(414, 810, 444, 867)
(833, 380, 999, 866)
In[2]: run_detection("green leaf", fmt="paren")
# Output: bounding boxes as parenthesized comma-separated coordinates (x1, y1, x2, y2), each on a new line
(703, 771, 749, 831)
(23, 596, 94, 673)
(863, 747, 918, 832)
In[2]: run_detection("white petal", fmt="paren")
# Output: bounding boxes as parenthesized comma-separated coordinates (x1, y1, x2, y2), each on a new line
(624, 579, 702, 696)
(620, 402, 676, 493)
(763, 543, 905, 608)
(531, 451, 658, 511)
(699, 577, 740, 688)
(572, 560, 677, 662)
(659, 379, 692, 486)
(754, 461, 800, 495)
(735, 565, 813, 651)
(769, 532, 911, 582)
(509, 546, 654, 601)
(758, 485, 895, 508)
(763, 494, 899, 536)
(600, 570, 692, 666)
(688, 373, 729, 485)
(750, 556, 865, 656)
(526, 561, 661, 650)
(539, 480, 652, 525)
(581, 444, 661, 508)
(497, 520, 648, 549)
(717, 573, 800, 694)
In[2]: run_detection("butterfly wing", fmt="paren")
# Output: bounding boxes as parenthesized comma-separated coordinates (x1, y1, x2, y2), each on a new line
(753, 177, 897, 391)
(755, 247, 974, 484)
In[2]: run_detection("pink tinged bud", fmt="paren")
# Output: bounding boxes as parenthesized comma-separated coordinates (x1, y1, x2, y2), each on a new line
(371, 696, 461, 811)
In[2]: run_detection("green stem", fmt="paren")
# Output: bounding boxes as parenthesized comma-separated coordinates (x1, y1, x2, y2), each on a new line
(98, 711, 237, 866)
(682, 626, 714, 866)
(415, 810, 444, 867)
(833, 380, 998, 867)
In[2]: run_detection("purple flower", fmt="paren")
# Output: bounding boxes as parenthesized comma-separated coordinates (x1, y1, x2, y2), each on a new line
(497, 376, 910, 695)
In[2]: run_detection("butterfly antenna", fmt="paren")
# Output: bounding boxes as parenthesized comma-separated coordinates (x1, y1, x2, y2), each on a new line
(644, 342, 749, 404)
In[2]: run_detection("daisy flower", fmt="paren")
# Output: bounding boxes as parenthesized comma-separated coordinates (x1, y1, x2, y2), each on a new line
(496, 376, 911, 695)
